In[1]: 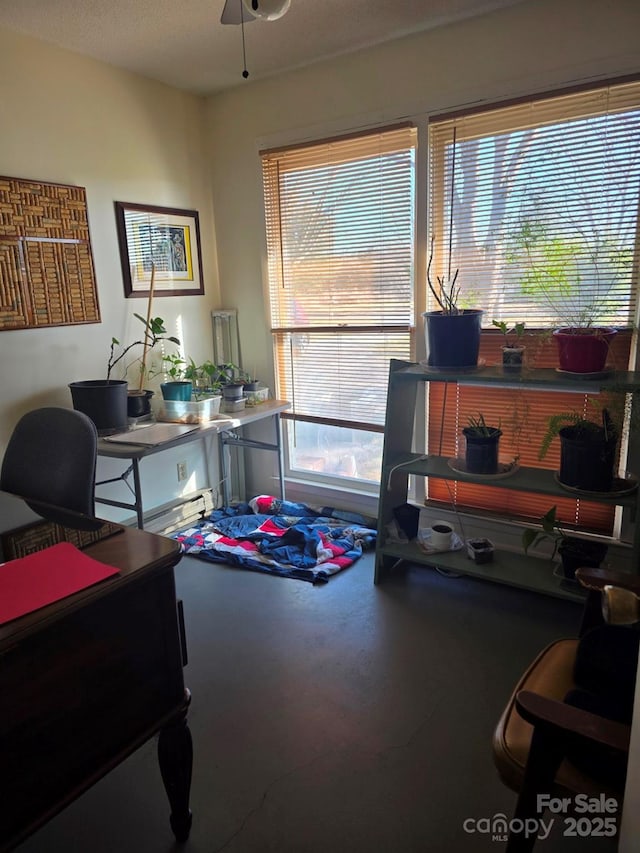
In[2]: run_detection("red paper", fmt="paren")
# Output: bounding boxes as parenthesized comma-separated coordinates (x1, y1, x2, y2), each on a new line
(0, 542, 120, 625)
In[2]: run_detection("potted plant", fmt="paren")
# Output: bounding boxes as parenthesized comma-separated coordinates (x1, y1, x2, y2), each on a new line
(158, 354, 193, 401)
(492, 320, 526, 371)
(422, 129, 483, 369)
(522, 505, 608, 581)
(183, 359, 225, 399)
(463, 414, 502, 475)
(69, 313, 179, 433)
(506, 219, 620, 373)
(539, 408, 618, 493)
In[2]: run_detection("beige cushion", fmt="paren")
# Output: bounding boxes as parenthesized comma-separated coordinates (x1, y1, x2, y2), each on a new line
(492, 638, 613, 795)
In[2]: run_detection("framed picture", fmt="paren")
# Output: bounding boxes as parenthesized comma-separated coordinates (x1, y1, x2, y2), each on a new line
(115, 201, 204, 297)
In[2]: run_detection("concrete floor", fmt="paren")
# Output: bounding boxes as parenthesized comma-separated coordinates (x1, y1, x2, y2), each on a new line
(17, 554, 618, 853)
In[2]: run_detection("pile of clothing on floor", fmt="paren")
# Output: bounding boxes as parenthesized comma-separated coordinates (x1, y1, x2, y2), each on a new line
(173, 495, 377, 583)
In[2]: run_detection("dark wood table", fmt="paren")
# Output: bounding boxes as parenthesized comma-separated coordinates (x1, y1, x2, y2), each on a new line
(0, 492, 192, 851)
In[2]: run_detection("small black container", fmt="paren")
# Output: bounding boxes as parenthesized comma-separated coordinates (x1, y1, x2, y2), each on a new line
(467, 538, 495, 564)
(502, 346, 524, 371)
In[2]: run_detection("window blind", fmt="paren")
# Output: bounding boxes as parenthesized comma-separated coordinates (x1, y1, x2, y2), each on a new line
(428, 80, 640, 327)
(262, 124, 416, 430)
(427, 81, 640, 533)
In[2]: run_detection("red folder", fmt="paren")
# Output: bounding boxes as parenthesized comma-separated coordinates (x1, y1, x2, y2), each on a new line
(0, 542, 120, 625)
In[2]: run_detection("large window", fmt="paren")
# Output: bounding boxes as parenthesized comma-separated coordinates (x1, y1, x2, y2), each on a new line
(427, 80, 640, 534)
(262, 125, 416, 487)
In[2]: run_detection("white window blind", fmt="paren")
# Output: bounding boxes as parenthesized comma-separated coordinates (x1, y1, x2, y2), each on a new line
(262, 124, 416, 431)
(428, 80, 640, 327)
(427, 80, 640, 534)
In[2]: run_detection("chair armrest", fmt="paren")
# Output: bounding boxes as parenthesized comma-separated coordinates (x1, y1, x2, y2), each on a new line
(576, 566, 640, 595)
(515, 690, 630, 753)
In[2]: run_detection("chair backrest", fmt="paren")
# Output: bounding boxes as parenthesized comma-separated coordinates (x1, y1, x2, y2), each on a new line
(1, 407, 98, 528)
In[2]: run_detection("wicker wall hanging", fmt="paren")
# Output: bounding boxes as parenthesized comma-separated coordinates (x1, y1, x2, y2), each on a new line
(0, 176, 100, 331)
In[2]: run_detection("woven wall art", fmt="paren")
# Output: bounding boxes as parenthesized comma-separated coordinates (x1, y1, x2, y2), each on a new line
(0, 176, 100, 331)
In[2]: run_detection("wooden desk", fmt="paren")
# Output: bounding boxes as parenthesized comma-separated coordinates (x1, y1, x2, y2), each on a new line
(96, 399, 290, 528)
(0, 493, 192, 851)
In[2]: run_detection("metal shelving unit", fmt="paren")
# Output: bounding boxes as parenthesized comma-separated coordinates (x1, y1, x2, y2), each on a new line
(374, 359, 640, 600)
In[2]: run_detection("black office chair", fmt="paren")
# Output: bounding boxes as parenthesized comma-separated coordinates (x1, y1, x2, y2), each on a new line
(1, 406, 99, 530)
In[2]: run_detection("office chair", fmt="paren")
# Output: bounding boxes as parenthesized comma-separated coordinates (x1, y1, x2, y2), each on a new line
(492, 567, 638, 852)
(1, 406, 100, 530)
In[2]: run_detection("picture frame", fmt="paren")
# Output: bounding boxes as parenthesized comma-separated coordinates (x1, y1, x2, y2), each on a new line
(115, 201, 204, 298)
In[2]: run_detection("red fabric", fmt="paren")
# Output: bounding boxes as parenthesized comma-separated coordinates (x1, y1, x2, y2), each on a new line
(0, 542, 120, 625)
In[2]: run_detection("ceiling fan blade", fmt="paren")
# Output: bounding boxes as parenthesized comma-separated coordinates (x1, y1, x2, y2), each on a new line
(221, 0, 256, 25)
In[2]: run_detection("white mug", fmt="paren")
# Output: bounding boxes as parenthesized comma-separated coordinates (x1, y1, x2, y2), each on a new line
(430, 520, 454, 550)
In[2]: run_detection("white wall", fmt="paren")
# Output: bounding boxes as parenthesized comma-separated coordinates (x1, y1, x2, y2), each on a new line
(0, 27, 221, 520)
(205, 0, 640, 505)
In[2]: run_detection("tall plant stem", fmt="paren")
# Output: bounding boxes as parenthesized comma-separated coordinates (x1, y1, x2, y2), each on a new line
(138, 263, 156, 391)
(447, 126, 457, 286)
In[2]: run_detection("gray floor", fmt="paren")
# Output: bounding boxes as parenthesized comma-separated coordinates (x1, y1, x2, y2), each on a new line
(18, 554, 619, 852)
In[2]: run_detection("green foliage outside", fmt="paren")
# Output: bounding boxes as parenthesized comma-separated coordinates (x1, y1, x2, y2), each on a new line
(506, 219, 633, 328)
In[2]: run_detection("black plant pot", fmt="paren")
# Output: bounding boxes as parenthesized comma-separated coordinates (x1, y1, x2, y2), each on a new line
(222, 383, 245, 400)
(127, 389, 154, 418)
(558, 537, 608, 581)
(463, 427, 502, 475)
(558, 425, 617, 492)
(422, 309, 483, 369)
(69, 380, 128, 435)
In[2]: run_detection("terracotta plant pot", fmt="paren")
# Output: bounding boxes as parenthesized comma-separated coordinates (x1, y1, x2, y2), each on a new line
(553, 327, 617, 374)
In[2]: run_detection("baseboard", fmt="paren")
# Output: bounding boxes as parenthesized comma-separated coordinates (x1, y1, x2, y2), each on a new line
(133, 490, 217, 535)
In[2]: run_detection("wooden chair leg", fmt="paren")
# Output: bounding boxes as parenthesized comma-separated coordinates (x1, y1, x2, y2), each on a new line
(506, 726, 565, 853)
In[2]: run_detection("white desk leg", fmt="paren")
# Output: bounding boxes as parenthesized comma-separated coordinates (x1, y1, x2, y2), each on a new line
(219, 434, 232, 506)
(275, 413, 285, 500)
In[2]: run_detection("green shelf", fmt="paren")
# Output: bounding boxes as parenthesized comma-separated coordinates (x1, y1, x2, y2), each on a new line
(384, 453, 638, 508)
(377, 541, 587, 603)
(397, 363, 640, 393)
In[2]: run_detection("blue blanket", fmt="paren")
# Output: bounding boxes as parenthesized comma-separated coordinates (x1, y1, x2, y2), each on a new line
(173, 495, 377, 583)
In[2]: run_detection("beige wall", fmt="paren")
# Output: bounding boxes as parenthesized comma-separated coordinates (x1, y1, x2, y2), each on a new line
(0, 27, 220, 518)
(206, 0, 640, 502)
